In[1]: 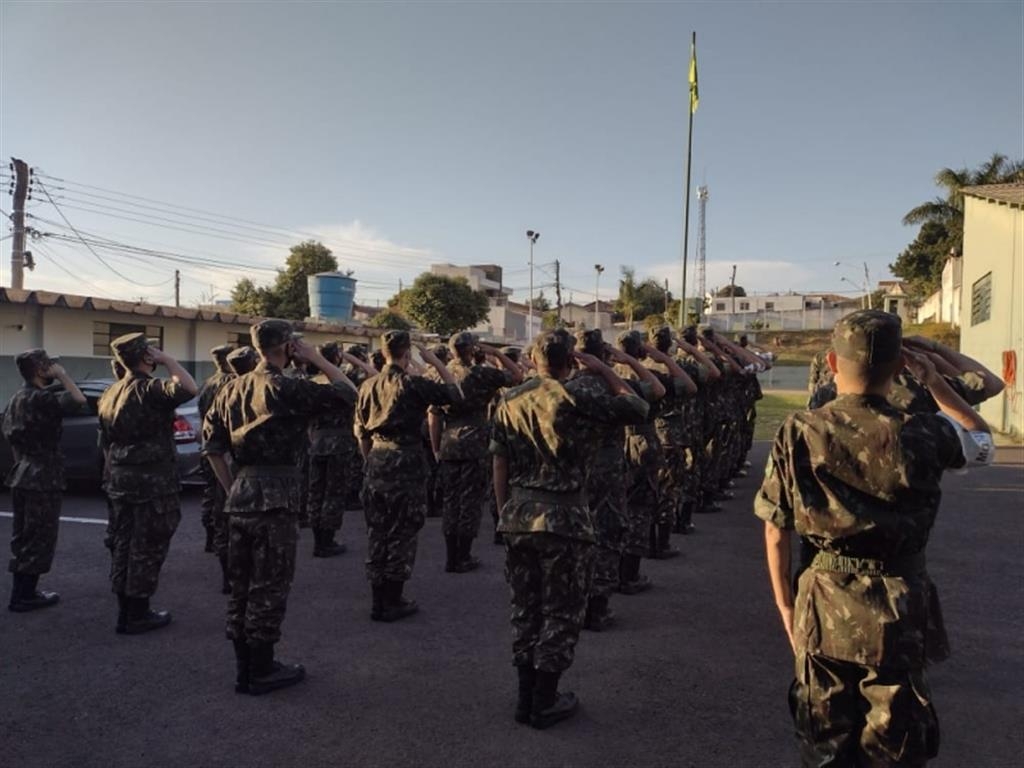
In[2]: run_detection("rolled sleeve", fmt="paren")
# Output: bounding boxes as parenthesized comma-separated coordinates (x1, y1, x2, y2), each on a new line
(753, 440, 794, 530)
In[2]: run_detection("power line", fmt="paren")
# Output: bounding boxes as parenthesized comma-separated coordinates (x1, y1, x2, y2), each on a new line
(32, 241, 116, 297)
(36, 181, 172, 288)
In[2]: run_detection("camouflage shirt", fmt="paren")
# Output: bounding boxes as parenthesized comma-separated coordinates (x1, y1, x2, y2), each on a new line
(308, 371, 358, 456)
(2, 385, 83, 491)
(754, 394, 966, 668)
(203, 361, 357, 514)
(98, 372, 194, 499)
(432, 359, 515, 461)
(355, 364, 461, 447)
(197, 371, 235, 423)
(490, 375, 649, 542)
(644, 360, 692, 445)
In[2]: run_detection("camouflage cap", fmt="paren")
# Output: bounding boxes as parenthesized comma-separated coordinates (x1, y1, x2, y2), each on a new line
(251, 319, 301, 350)
(344, 343, 368, 360)
(551, 328, 576, 351)
(318, 341, 341, 362)
(449, 331, 477, 350)
(648, 324, 672, 342)
(210, 343, 234, 363)
(110, 332, 157, 362)
(15, 348, 51, 368)
(616, 329, 645, 356)
(381, 329, 411, 355)
(832, 309, 903, 365)
(531, 330, 572, 368)
(226, 346, 258, 374)
(575, 328, 604, 356)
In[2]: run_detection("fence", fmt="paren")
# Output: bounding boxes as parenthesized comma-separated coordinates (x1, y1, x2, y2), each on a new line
(706, 306, 853, 332)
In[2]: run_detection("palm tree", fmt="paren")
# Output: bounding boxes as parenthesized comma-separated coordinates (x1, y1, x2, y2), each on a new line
(903, 153, 1024, 227)
(617, 267, 642, 330)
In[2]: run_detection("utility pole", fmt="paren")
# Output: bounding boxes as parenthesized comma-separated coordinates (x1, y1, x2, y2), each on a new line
(554, 259, 562, 322)
(9, 158, 29, 290)
(695, 185, 709, 323)
(664, 278, 670, 314)
(526, 230, 540, 339)
(174, 269, 181, 307)
(594, 264, 604, 330)
(729, 264, 737, 332)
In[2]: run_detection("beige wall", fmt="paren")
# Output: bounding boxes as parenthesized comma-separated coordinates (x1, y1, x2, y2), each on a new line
(960, 197, 1023, 437)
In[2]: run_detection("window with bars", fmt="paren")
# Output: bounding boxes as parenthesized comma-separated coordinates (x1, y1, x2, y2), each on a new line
(227, 332, 252, 347)
(715, 302, 726, 312)
(93, 322, 164, 356)
(765, 302, 775, 311)
(970, 272, 992, 325)
(739, 301, 750, 311)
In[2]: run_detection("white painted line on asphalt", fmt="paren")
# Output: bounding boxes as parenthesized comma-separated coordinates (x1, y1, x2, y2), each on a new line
(0, 511, 107, 526)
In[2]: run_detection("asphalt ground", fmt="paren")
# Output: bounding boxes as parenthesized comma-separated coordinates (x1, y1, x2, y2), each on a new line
(1, 443, 1022, 768)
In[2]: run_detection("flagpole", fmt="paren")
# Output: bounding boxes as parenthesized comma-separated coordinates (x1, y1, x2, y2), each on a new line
(678, 31, 696, 328)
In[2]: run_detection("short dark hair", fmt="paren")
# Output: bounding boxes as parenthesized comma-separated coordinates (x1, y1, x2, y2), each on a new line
(532, 331, 571, 373)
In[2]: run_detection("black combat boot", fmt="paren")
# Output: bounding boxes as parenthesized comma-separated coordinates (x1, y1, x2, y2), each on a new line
(530, 670, 578, 729)
(8, 573, 60, 613)
(377, 581, 418, 622)
(204, 526, 215, 553)
(655, 523, 680, 559)
(678, 501, 696, 534)
(444, 533, 460, 573)
(583, 595, 614, 631)
(115, 593, 129, 634)
(219, 555, 231, 595)
(122, 596, 172, 635)
(453, 536, 480, 573)
(232, 639, 251, 694)
(370, 583, 385, 621)
(247, 642, 305, 695)
(312, 528, 346, 558)
(515, 665, 536, 724)
(617, 555, 652, 595)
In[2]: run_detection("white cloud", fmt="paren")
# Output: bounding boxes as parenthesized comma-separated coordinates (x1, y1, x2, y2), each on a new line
(635, 259, 816, 297)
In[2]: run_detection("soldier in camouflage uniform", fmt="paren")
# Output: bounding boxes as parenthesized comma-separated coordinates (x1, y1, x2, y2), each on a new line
(806, 348, 834, 407)
(492, 330, 649, 729)
(98, 333, 198, 634)
(342, 343, 373, 510)
(614, 330, 670, 594)
(673, 332, 721, 531)
(567, 329, 664, 631)
(306, 342, 377, 559)
(198, 344, 236, 554)
(3, 350, 87, 612)
(645, 326, 697, 558)
(355, 331, 461, 622)
(428, 332, 521, 573)
(204, 320, 358, 695)
(422, 343, 451, 519)
(755, 309, 994, 766)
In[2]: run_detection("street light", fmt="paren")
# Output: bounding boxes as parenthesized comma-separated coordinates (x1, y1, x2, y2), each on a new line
(526, 230, 540, 339)
(594, 264, 604, 329)
(834, 260, 871, 309)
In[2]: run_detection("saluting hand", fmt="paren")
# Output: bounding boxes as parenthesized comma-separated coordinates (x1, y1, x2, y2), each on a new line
(903, 347, 938, 385)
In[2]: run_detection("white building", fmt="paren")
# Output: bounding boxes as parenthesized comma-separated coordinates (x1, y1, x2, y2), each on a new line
(958, 183, 1023, 437)
(429, 263, 512, 298)
(917, 254, 963, 326)
(0, 288, 383, 405)
(705, 292, 859, 331)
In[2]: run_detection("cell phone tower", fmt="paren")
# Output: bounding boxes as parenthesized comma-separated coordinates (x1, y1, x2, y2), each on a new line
(695, 185, 709, 321)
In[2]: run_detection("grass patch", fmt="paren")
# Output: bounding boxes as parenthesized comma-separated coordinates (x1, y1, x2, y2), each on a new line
(755, 391, 808, 441)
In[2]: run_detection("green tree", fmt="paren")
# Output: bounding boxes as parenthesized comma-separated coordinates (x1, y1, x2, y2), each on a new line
(231, 277, 273, 316)
(368, 310, 412, 331)
(399, 273, 490, 336)
(716, 284, 747, 298)
(525, 291, 551, 312)
(230, 240, 339, 319)
(894, 153, 1023, 295)
(541, 310, 562, 330)
(616, 267, 641, 328)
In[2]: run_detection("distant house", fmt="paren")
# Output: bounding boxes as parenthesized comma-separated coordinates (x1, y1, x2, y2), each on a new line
(917, 253, 963, 326)
(704, 292, 859, 331)
(958, 183, 1024, 437)
(876, 280, 913, 323)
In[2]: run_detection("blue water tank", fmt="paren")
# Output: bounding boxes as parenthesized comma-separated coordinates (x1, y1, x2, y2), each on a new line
(307, 272, 357, 322)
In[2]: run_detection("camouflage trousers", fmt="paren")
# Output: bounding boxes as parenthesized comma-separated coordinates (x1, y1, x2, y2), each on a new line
(362, 476, 426, 585)
(307, 451, 349, 532)
(199, 457, 223, 531)
(624, 436, 660, 557)
(107, 494, 181, 598)
(587, 463, 626, 599)
(790, 653, 939, 768)
(347, 452, 365, 510)
(656, 443, 687, 527)
(590, 545, 620, 600)
(226, 512, 297, 646)
(296, 448, 311, 528)
(505, 532, 594, 672)
(440, 458, 489, 539)
(8, 488, 61, 575)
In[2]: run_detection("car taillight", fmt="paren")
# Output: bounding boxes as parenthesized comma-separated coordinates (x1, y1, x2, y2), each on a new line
(173, 415, 196, 443)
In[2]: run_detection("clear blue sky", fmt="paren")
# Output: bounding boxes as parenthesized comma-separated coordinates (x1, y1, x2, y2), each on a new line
(2, 1, 1021, 309)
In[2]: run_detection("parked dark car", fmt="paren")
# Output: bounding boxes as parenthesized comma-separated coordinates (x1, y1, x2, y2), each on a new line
(0, 379, 203, 488)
